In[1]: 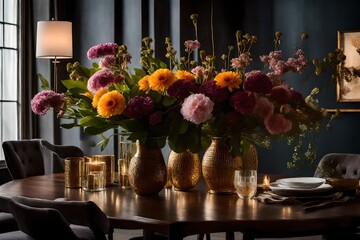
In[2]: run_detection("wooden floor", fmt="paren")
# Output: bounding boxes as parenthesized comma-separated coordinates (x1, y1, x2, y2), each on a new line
(112, 229, 323, 240)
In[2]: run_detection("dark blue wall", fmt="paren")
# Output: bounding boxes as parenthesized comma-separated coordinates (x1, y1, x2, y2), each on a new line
(54, 0, 360, 176)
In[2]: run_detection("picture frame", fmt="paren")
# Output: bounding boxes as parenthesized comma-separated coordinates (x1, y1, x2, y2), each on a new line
(337, 30, 360, 102)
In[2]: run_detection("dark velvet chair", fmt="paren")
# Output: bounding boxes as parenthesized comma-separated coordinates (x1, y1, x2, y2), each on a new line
(0, 139, 84, 236)
(314, 153, 360, 240)
(7, 195, 110, 240)
(2, 139, 84, 179)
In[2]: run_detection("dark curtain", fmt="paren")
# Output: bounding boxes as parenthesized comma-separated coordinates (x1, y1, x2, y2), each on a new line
(20, 0, 37, 139)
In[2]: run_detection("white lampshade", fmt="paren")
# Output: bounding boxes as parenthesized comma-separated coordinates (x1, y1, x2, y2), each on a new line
(36, 20, 73, 59)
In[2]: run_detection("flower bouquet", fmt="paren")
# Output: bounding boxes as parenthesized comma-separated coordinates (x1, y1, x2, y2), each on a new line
(31, 14, 341, 168)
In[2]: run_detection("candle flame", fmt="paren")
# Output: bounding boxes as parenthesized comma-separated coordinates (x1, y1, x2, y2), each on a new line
(263, 175, 270, 188)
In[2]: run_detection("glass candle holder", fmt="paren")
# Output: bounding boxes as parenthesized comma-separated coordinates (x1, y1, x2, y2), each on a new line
(118, 140, 136, 189)
(82, 161, 105, 192)
(92, 155, 115, 186)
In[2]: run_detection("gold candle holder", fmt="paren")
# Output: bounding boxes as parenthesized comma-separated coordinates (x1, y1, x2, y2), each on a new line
(64, 157, 84, 188)
(118, 140, 136, 189)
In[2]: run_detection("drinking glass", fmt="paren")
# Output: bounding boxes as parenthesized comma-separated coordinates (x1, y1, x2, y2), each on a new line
(118, 140, 136, 189)
(234, 170, 257, 199)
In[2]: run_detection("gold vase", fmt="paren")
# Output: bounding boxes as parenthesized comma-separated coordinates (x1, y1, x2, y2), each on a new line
(167, 150, 201, 191)
(202, 137, 242, 194)
(128, 142, 167, 196)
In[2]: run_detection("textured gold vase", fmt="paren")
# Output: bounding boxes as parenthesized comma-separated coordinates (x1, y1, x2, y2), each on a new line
(202, 137, 242, 194)
(168, 150, 201, 191)
(128, 143, 167, 196)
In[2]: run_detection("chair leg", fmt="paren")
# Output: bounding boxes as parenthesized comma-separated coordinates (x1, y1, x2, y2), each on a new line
(226, 231, 234, 240)
(197, 233, 211, 240)
(206, 233, 211, 240)
(108, 226, 114, 240)
(242, 233, 255, 240)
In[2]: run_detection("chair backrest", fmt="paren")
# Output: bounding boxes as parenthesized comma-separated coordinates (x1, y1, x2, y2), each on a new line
(314, 153, 360, 179)
(2, 140, 45, 179)
(2, 139, 84, 180)
(8, 198, 79, 240)
(13, 196, 109, 240)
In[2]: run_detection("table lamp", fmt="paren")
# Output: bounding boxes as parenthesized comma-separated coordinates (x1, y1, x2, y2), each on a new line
(36, 19, 72, 92)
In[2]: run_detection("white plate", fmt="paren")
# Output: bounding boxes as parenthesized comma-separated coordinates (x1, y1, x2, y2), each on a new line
(276, 177, 326, 189)
(269, 182, 333, 196)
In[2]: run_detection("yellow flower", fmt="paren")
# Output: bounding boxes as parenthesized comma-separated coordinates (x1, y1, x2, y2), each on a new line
(97, 90, 125, 118)
(138, 75, 150, 93)
(176, 70, 195, 81)
(84, 92, 93, 99)
(148, 68, 176, 92)
(214, 71, 242, 92)
(92, 89, 108, 108)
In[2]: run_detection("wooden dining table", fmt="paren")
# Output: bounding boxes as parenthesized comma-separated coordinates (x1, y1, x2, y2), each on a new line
(0, 173, 360, 240)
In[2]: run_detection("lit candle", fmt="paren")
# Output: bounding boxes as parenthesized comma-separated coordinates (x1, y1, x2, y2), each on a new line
(82, 161, 105, 191)
(263, 175, 270, 189)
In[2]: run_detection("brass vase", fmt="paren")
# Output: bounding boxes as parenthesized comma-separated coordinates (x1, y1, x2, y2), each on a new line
(167, 150, 201, 191)
(202, 137, 242, 194)
(128, 142, 167, 196)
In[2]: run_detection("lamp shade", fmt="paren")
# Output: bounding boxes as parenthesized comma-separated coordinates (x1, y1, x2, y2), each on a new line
(36, 20, 73, 59)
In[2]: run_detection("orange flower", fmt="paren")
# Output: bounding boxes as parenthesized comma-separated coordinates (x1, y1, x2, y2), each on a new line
(214, 71, 242, 92)
(84, 92, 93, 99)
(97, 90, 125, 118)
(92, 89, 108, 108)
(176, 70, 195, 81)
(148, 68, 176, 92)
(138, 75, 150, 93)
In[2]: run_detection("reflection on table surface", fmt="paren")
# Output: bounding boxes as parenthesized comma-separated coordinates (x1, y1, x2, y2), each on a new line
(0, 173, 359, 239)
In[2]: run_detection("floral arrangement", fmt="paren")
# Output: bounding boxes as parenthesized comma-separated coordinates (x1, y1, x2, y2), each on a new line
(31, 14, 341, 168)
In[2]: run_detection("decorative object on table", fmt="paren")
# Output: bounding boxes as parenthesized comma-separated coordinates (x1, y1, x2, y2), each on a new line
(82, 160, 105, 192)
(202, 137, 242, 194)
(128, 141, 167, 196)
(234, 169, 257, 199)
(92, 155, 115, 186)
(31, 14, 342, 196)
(118, 138, 136, 189)
(261, 175, 271, 190)
(167, 150, 201, 191)
(64, 157, 84, 188)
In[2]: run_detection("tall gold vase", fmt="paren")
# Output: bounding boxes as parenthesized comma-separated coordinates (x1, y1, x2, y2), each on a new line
(128, 143, 167, 196)
(202, 137, 242, 194)
(167, 150, 201, 191)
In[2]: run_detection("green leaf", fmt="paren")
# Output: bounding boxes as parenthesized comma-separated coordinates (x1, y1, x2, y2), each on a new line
(60, 123, 77, 129)
(83, 125, 113, 135)
(162, 95, 176, 106)
(38, 73, 50, 90)
(62, 79, 88, 91)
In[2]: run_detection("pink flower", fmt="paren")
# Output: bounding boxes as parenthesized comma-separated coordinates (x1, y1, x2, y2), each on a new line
(87, 43, 118, 59)
(87, 69, 116, 93)
(184, 40, 201, 51)
(31, 90, 65, 116)
(252, 96, 274, 119)
(264, 113, 292, 135)
(99, 55, 117, 69)
(181, 94, 214, 124)
(230, 53, 252, 70)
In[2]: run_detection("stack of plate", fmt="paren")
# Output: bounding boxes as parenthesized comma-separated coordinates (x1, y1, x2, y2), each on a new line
(269, 177, 333, 196)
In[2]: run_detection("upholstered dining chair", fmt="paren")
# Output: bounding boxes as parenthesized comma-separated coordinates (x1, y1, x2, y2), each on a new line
(2, 139, 84, 179)
(314, 153, 360, 240)
(9, 195, 110, 240)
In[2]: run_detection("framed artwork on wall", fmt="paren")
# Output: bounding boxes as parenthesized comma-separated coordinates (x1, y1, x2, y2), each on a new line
(337, 30, 360, 102)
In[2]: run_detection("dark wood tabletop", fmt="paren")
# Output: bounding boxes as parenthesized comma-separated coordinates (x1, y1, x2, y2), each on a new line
(0, 173, 359, 240)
